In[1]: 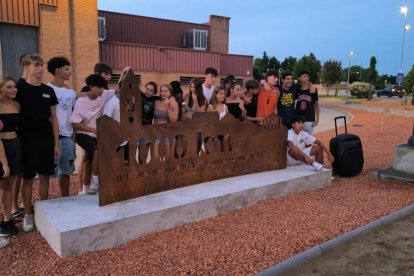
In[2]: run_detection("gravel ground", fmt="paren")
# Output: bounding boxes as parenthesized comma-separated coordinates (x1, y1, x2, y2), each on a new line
(1, 103, 414, 275)
(286, 213, 414, 276)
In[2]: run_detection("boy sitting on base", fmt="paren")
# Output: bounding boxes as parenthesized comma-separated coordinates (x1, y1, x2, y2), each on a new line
(287, 115, 334, 171)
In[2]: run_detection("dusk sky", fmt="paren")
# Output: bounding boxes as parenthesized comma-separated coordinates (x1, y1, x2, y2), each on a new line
(98, 0, 413, 76)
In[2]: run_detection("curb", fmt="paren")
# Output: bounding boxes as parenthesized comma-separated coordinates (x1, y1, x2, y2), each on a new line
(257, 203, 414, 276)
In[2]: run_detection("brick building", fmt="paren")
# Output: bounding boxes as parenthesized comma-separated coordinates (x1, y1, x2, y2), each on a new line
(0, 0, 253, 91)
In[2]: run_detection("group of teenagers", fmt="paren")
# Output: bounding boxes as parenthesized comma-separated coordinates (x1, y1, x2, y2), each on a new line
(0, 54, 334, 248)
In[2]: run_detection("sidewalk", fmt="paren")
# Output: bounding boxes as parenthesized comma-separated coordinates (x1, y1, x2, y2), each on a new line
(319, 97, 414, 119)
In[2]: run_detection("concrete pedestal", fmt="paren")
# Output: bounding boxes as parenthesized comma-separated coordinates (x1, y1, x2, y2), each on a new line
(393, 144, 414, 175)
(35, 165, 332, 257)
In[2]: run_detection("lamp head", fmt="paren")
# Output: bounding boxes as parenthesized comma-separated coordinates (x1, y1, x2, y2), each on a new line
(401, 6, 408, 16)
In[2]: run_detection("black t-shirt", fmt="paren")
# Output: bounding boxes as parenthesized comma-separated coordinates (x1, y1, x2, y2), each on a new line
(244, 94, 258, 118)
(142, 93, 159, 125)
(16, 81, 58, 139)
(227, 103, 243, 120)
(277, 86, 297, 127)
(294, 88, 318, 122)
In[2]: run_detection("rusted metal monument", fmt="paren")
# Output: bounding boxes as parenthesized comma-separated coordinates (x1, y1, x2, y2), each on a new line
(97, 68, 287, 206)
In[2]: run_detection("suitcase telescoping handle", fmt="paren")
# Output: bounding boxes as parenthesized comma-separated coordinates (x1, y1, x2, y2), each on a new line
(334, 116, 348, 136)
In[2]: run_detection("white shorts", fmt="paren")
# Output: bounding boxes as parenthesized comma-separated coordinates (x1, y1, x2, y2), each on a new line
(287, 146, 312, 166)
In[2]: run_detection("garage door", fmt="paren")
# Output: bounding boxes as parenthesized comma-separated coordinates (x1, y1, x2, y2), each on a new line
(0, 23, 38, 79)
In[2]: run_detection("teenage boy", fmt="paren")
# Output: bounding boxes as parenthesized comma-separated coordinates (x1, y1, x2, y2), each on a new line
(243, 79, 262, 124)
(16, 54, 60, 232)
(47, 57, 77, 197)
(294, 70, 319, 134)
(202, 67, 218, 103)
(78, 62, 113, 194)
(81, 63, 112, 93)
(71, 74, 115, 194)
(257, 70, 279, 120)
(287, 115, 334, 170)
(277, 72, 297, 129)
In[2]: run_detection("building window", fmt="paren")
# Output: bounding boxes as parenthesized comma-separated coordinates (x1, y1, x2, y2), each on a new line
(183, 30, 208, 51)
(109, 74, 141, 86)
(98, 17, 106, 41)
(179, 76, 205, 86)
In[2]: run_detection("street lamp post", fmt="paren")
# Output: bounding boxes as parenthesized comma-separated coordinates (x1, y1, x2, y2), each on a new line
(347, 51, 354, 95)
(399, 6, 410, 85)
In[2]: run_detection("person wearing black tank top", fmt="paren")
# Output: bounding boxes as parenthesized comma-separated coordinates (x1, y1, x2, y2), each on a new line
(225, 80, 246, 121)
(0, 77, 21, 239)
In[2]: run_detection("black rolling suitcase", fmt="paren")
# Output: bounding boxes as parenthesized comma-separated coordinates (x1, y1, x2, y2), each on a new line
(329, 116, 364, 177)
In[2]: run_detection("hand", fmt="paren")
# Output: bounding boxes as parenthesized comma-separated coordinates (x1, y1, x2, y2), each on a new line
(2, 164, 10, 178)
(54, 144, 61, 159)
(163, 98, 170, 107)
(305, 156, 314, 165)
(243, 96, 251, 104)
(256, 117, 264, 124)
(239, 101, 245, 111)
(312, 120, 319, 127)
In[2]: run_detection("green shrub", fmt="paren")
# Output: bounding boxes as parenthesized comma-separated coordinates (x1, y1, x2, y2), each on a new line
(348, 82, 376, 98)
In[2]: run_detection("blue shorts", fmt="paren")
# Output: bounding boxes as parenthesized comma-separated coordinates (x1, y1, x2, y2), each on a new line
(54, 136, 76, 176)
(136, 138, 152, 147)
(156, 137, 170, 143)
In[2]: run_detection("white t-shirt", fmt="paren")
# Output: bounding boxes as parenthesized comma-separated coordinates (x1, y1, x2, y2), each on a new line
(70, 89, 115, 138)
(287, 128, 316, 151)
(203, 83, 215, 103)
(47, 83, 77, 137)
(103, 94, 120, 123)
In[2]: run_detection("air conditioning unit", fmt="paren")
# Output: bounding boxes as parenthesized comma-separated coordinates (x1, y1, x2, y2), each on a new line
(98, 17, 106, 41)
(183, 29, 208, 51)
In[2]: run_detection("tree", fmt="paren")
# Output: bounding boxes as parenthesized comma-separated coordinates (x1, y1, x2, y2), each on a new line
(253, 51, 281, 80)
(281, 56, 297, 73)
(403, 64, 414, 105)
(292, 52, 322, 83)
(367, 56, 378, 101)
(268, 56, 281, 71)
(321, 60, 342, 96)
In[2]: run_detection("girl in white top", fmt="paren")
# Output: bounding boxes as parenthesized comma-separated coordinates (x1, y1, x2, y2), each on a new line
(207, 86, 227, 120)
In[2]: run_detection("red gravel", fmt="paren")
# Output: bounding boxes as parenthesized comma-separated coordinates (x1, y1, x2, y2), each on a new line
(359, 99, 413, 110)
(1, 106, 414, 275)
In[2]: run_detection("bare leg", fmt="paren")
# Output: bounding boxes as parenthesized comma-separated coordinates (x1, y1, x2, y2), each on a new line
(11, 175, 21, 213)
(21, 178, 33, 215)
(59, 174, 70, 197)
(165, 141, 171, 160)
(38, 174, 50, 200)
(78, 159, 84, 192)
(92, 150, 98, 175)
(0, 176, 15, 221)
(310, 146, 323, 164)
(83, 160, 92, 185)
(154, 140, 160, 160)
(288, 149, 309, 164)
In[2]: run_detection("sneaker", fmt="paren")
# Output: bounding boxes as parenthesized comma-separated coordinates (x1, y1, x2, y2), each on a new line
(12, 208, 25, 222)
(88, 182, 99, 194)
(0, 237, 9, 248)
(0, 220, 18, 236)
(23, 214, 34, 232)
(312, 161, 324, 171)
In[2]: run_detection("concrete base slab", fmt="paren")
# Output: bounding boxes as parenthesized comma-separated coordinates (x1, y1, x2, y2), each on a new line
(374, 167, 414, 183)
(392, 144, 414, 175)
(35, 165, 332, 257)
